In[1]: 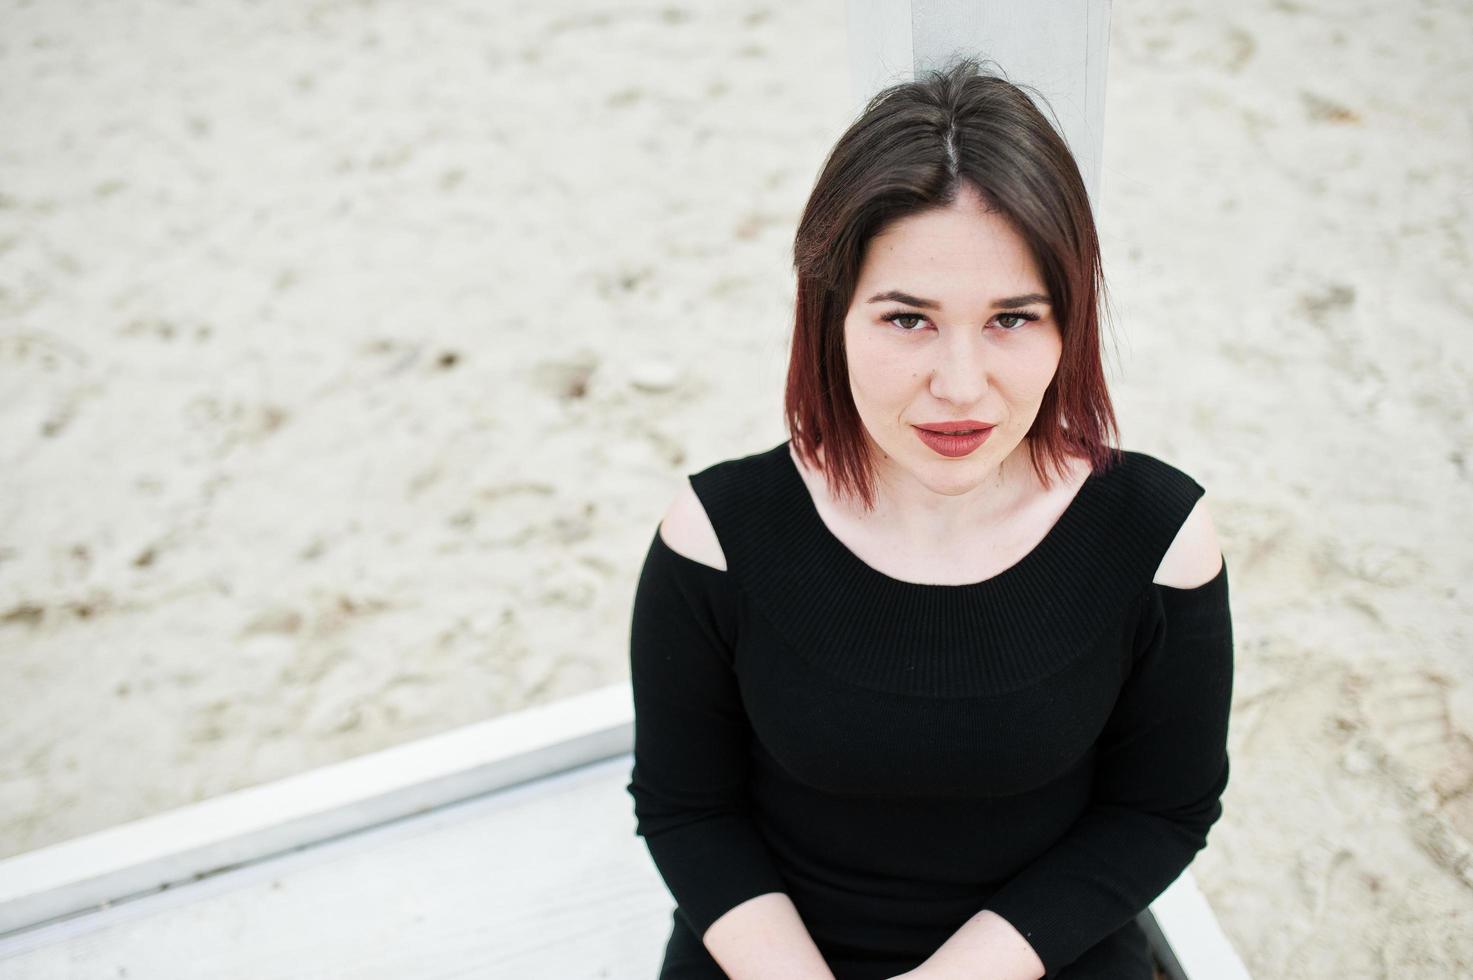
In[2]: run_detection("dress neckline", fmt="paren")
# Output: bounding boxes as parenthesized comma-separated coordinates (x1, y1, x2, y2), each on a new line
(684, 439, 1188, 696)
(778, 440, 1101, 593)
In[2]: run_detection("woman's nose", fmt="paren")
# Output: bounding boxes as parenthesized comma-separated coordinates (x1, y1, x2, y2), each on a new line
(928, 331, 989, 404)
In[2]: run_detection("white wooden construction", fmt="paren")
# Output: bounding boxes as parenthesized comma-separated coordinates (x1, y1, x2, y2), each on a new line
(0, 682, 1249, 978)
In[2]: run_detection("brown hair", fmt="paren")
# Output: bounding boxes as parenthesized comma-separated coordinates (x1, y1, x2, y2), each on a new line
(783, 56, 1122, 511)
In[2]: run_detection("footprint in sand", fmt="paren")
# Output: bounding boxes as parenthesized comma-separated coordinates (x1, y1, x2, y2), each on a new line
(1343, 666, 1473, 890)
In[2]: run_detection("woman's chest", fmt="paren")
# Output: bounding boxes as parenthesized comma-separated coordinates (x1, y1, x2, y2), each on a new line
(735, 604, 1134, 799)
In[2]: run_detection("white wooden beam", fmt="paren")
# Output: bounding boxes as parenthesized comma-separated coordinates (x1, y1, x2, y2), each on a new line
(845, 0, 914, 116)
(845, 0, 1112, 210)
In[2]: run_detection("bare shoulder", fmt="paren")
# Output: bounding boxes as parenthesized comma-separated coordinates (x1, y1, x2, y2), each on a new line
(1153, 495, 1224, 588)
(658, 479, 728, 572)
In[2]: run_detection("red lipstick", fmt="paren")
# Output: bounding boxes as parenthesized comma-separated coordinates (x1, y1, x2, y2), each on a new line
(913, 421, 995, 458)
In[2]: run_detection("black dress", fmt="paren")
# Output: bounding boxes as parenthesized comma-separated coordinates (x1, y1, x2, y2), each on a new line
(627, 440, 1233, 978)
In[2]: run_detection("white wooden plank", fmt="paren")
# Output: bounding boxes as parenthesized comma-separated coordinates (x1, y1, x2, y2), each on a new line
(0, 683, 635, 937)
(0, 755, 673, 980)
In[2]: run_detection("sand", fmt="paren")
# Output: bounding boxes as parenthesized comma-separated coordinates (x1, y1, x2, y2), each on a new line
(1, 0, 1470, 974)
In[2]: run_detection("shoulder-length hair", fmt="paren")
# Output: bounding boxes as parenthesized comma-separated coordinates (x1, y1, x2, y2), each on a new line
(784, 56, 1122, 511)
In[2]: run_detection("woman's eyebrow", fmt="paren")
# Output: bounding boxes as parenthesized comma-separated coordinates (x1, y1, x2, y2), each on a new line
(865, 289, 1051, 309)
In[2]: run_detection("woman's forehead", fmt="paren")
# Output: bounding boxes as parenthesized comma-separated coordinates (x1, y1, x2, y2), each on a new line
(860, 218, 1042, 295)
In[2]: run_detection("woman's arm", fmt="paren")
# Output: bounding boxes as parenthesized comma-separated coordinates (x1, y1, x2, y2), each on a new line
(910, 514, 1234, 978)
(705, 893, 837, 980)
(628, 484, 833, 977)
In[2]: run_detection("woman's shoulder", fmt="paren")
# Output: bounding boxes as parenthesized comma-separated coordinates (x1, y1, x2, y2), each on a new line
(658, 480, 726, 571)
(1105, 448, 1222, 589)
(687, 440, 792, 485)
(1101, 446, 1198, 489)
(659, 440, 792, 573)
(1092, 447, 1205, 513)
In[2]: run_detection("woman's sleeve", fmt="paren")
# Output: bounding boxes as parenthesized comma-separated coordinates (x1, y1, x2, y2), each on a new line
(625, 526, 790, 938)
(980, 560, 1235, 977)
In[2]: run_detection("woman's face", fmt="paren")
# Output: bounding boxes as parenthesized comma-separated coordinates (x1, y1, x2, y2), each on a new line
(842, 184, 1064, 498)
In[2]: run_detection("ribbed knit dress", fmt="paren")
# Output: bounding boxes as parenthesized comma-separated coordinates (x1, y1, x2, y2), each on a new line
(627, 440, 1234, 979)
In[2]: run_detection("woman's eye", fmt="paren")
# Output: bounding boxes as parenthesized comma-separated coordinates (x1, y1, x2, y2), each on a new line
(885, 313, 927, 331)
(997, 313, 1030, 331)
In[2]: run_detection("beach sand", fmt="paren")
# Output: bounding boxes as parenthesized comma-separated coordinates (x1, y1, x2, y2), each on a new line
(1, 0, 1469, 974)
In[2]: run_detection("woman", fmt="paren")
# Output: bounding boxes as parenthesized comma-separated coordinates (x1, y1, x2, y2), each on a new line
(627, 58, 1233, 980)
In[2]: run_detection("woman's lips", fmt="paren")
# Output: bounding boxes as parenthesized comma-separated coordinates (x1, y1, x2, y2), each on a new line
(914, 425, 994, 458)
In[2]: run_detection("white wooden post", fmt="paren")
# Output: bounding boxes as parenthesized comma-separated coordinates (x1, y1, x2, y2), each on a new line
(844, 0, 1113, 212)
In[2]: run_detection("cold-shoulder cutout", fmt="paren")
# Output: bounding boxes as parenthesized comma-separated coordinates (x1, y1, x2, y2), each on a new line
(658, 478, 728, 572)
(1152, 496, 1224, 588)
